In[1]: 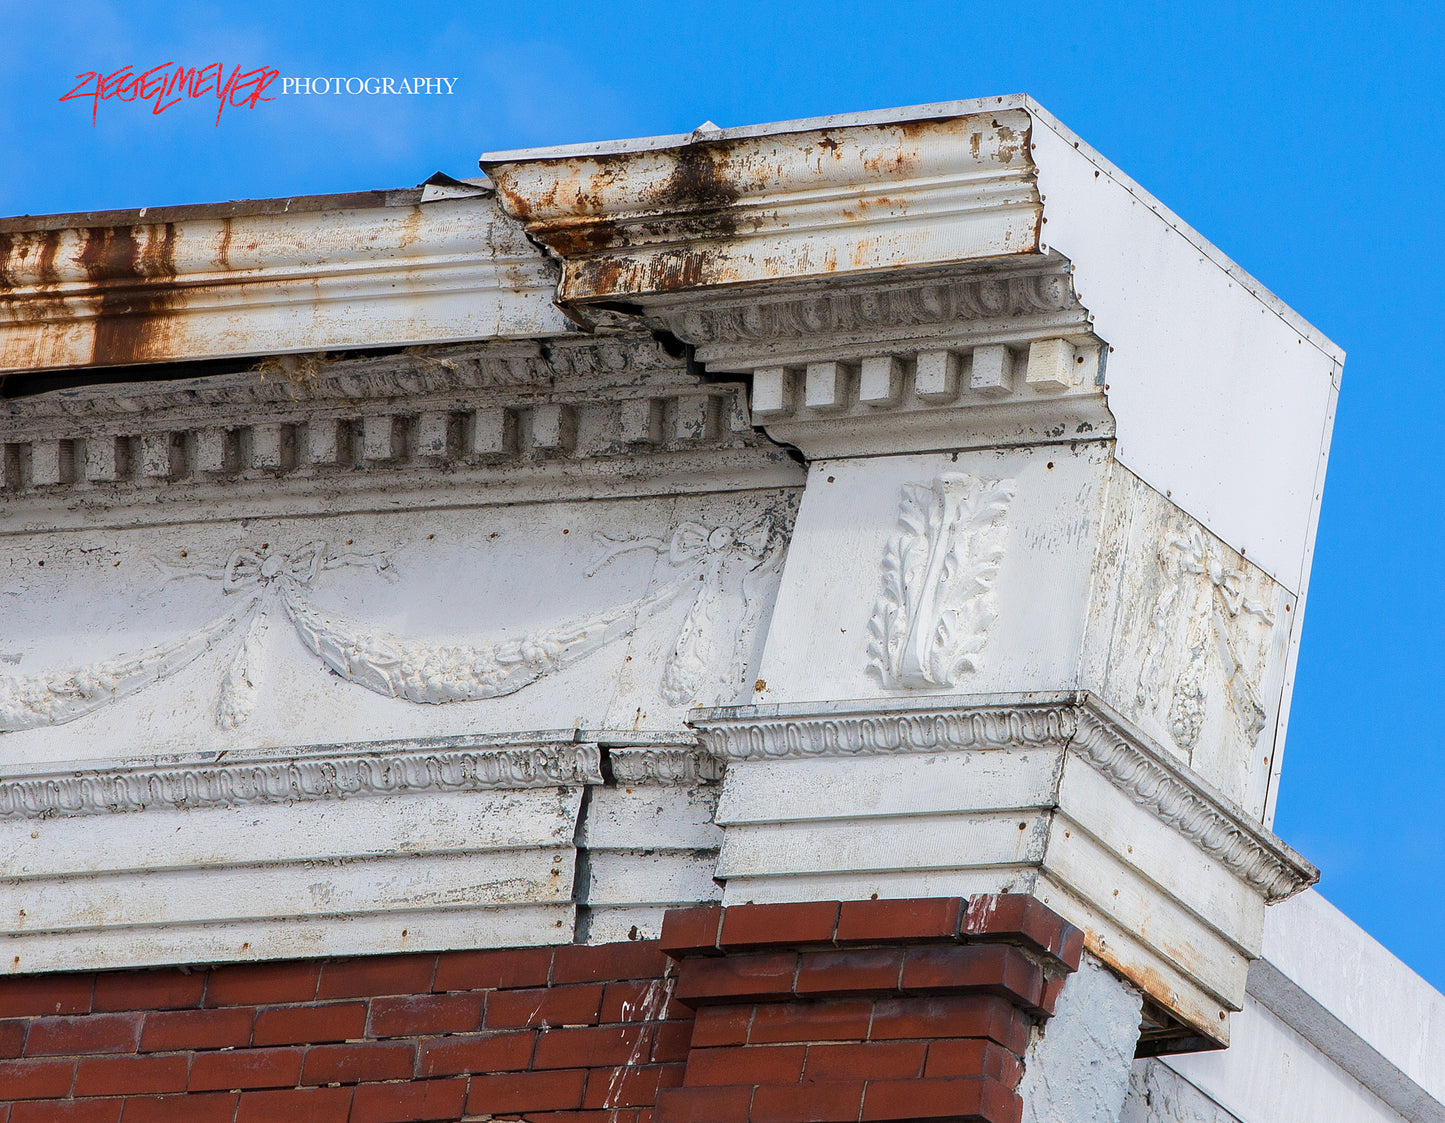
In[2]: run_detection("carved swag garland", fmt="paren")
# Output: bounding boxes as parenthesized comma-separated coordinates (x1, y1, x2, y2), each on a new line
(0, 514, 791, 733)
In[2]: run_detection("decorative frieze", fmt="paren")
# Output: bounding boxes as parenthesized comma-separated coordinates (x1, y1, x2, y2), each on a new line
(691, 697, 1076, 761)
(2, 500, 796, 734)
(608, 747, 725, 785)
(0, 735, 603, 820)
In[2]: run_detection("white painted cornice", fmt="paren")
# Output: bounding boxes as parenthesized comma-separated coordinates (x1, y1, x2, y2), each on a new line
(0, 191, 571, 374)
(690, 692, 1314, 904)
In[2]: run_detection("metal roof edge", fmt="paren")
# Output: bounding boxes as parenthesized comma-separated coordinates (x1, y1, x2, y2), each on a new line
(1019, 95, 1344, 370)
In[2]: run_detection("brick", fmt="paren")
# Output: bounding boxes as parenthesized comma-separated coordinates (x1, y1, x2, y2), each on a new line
(869, 996, 1031, 1056)
(485, 984, 603, 1028)
(204, 963, 319, 1008)
(0, 1017, 29, 1058)
(235, 1087, 353, 1123)
(836, 898, 965, 944)
(351, 1079, 467, 1123)
(252, 1002, 366, 1046)
(11, 1101, 122, 1123)
(416, 1030, 535, 1077)
(684, 1044, 805, 1087)
(119, 1093, 237, 1123)
(601, 979, 672, 1023)
(652, 1085, 751, 1123)
(689, 1005, 751, 1047)
(552, 942, 669, 984)
(658, 905, 723, 958)
(533, 1024, 653, 1070)
(94, 971, 205, 1013)
(718, 903, 839, 949)
(751, 1080, 864, 1123)
(26, 1012, 143, 1056)
(2, 1059, 76, 1099)
(861, 1075, 1020, 1123)
(300, 1041, 414, 1085)
(520, 1114, 642, 1123)
(961, 895, 1083, 971)
(795, 949, 905, 996)
(431, 947, 552, 993)
(748, 999, 872, 1044)
(73, 1055, 188, 1096)
(805, 1041, 926, 1082)
(650, 1019, 695, 1062)
(369, 993, 484, 1038)
(673, 954, 796, 1006)
(0, 976, 93, 1018)
(467, 1069, 587, 1114)
(140, 1008, 255, 1053)
(189, 1047, 304, 1091)
(924, 1039, 1023, 1086)
(901, 945, 1045, 1009)
(316, 955, 435, 1000)
(582, 1062, 667, 1108)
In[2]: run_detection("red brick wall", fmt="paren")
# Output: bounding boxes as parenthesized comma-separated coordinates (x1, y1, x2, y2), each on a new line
(0, 896, 1080, 1123)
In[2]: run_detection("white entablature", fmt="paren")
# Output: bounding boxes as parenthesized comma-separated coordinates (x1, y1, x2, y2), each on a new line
(0, 98, 1352, 1059)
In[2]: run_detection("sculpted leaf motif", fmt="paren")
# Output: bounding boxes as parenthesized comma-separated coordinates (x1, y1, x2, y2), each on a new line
(867, 473, 1016, 689)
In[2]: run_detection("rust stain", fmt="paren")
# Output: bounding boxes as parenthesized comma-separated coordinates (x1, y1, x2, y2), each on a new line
(1082, 930, 1227, 1045)
(37, 230, 61, 285)
(214, 217, 233, 271)
(77, 223, 180, 367)
(398, 208, 423, 249)
(518, 139, 745, 290)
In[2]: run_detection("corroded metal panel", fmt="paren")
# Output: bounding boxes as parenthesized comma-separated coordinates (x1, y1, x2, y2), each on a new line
(0, 193, 571, 374)
(483, 110, 1043, 303)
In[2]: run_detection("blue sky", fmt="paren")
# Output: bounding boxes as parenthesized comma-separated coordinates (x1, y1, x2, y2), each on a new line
(4, 2, 1443, 991)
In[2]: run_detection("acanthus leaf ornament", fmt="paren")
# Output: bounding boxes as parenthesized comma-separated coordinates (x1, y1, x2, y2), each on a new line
(867, 473, 1016, 689)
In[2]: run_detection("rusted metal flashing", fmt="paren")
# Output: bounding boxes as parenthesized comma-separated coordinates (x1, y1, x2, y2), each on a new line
(483, 110, 1043, 306)
(0, 192, 572, 376)
(0, 188, 425, 234)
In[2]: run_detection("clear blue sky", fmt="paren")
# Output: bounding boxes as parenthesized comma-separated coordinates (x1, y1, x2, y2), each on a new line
(4, 2, 1442, 991)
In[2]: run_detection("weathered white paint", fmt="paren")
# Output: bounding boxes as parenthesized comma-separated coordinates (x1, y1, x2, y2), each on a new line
(0, 489, 793, 765)
(1, 97, 1431, 1123)
(1018, 951, 1144, 1123)
(0, 193, 573, 374)
(753, 449, 1291, 818)
(1122, 1060, 1246, 1123)
(699, 694, 1314, 1040)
